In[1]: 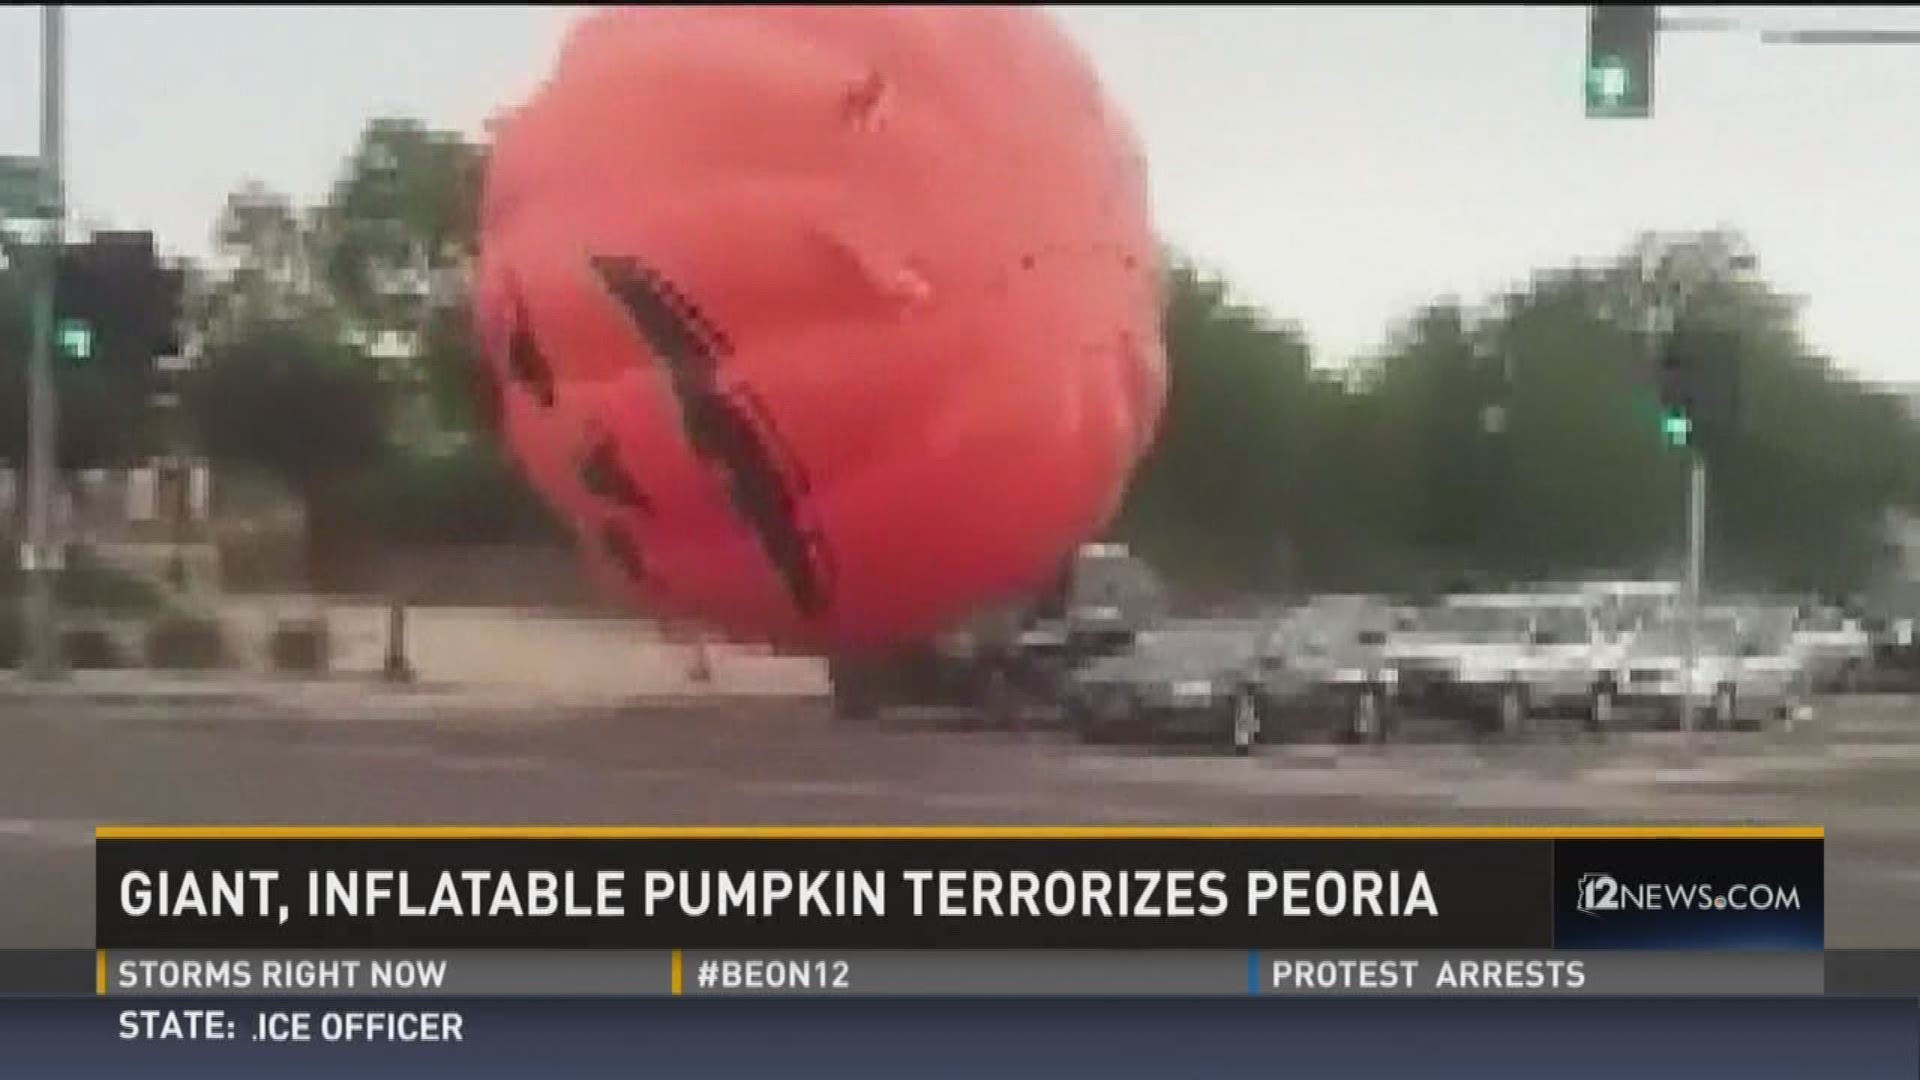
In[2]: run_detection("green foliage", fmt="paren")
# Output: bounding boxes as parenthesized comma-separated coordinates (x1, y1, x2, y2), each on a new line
(343, 441, 564, 546)
(144, 611, 229, 670)
(57, 556, 168, 613)
(181, 116, 509, 559)
(0, 548, 166, 614)
(317, 117, 483, 324)
(1120, 258, 1325, 590)
(60, 625, 120, 669)
(1118, 233, 1920, 599)
(415, 295, 499, 437)
(183, 315, 390, 496)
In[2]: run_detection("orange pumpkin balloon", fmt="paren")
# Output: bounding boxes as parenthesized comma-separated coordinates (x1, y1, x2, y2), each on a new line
(474, 5, 1164, 651)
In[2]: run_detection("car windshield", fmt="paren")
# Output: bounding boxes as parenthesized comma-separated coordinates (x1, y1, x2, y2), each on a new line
(1741, 620, 1793, 654)
(1272, 624, 1324, 652)
(1278, 606, 1386, 646)
(1631, 620, 1741, 656)
(1070, 549, 1164, 613)
(1607, 597, 1673, 632)
(1797, 611, 1849, 632)
(1530, 607, 1592, 644)
(1413, 606, 1527, 641)
(1134, 627, 1258, 661)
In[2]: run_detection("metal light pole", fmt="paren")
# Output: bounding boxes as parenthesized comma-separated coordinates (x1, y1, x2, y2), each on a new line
(1640, 240, 1705, 735)
(1659, 242, 1753, 737)
(22, 6, 66, 680)
(1683, 449, 1706, 732)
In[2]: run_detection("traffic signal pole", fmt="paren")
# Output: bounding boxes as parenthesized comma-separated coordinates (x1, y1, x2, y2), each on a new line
(1684, 451, 1706, 735)
(1643, 241, 1707, 738)
(22, 6, 65, 680)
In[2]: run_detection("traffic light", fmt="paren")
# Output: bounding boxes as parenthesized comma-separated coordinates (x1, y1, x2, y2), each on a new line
(56, 318, 93, 362)
(1659, 407, 1692, 448)
(1657, 332, 1690, 445)
(1586, 5, 1658, 118)
(1657, 319, 1741, 451)
(53, 231, 183, 374)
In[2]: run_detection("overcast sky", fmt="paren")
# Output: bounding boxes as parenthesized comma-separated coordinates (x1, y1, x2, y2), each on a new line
(2, 5, 1916, 383)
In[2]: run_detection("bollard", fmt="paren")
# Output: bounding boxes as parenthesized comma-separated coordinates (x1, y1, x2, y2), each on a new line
(688, 636, 714, 684)
(383, 596, 415, 684)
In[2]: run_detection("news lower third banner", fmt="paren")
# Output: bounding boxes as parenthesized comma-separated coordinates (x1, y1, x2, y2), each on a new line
(94, 827, 1823, 953)
(11, 948, 1920, 997)
(94, 949, 1827, 997)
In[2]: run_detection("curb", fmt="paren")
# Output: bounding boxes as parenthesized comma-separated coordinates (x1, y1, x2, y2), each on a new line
(0, 675, 829, 715)
(0, 678, 278, 708)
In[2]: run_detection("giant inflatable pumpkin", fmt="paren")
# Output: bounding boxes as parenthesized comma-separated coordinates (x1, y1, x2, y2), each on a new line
(474, 5, 1164, 652)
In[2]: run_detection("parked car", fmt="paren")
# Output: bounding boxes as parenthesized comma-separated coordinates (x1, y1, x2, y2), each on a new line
(1065, 621, 1265, 754)
(1384, 600, 1531, 732)
(1863, 615, 1920, 689)
(1790, 606, 1873, 692)
(1384, 594, 1620, 735)
(1607, 612, 1814, 731)
(1854, 581, 1920, 690)
(829, 542, 1165, 727)
(1248, 608, 1399, 743)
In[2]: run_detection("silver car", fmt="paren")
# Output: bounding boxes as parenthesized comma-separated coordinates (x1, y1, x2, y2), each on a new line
(1385, 593, 1636, 735)
(1384, 603, 1524, 726)
(1790, 607, 1873, 692)
(1609, 614, 1814, 730)
(1066, 623, 1265, 754)
(1250, 609, 1399, 743)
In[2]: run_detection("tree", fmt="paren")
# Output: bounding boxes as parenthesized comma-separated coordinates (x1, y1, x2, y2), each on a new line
(315, 117, 484, 321)
(185, 122, 552, 571)
(183, 315, 390, 583)
(206, 182, 320, 329)
(1362, 301, 1514, 579)
(215, 181, 306, 279)
(1118, 255, 1345, 597)
(1116, 230, 1920, 601)
(309, 118, 489, 446)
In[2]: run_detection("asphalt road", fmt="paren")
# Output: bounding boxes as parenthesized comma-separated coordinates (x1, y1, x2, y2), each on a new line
(0, 691, 1915, 947)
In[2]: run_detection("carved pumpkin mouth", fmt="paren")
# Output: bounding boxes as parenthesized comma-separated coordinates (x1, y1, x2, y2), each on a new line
(587, 253, 833, 619)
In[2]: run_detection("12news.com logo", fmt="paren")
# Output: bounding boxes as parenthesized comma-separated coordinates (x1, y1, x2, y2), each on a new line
(1576, 873, 1803, 917)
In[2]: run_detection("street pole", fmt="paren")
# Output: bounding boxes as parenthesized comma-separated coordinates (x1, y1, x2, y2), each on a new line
(1640, 240, 1708, 739)
(22, 6, 65, 680)
(1683, 451, 1706, 734)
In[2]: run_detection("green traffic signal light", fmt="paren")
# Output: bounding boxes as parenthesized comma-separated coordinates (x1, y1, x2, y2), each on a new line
(57, 318, 93, 362)
(1587, 57, 1631, 107)
(1661, 410, 1692, 448)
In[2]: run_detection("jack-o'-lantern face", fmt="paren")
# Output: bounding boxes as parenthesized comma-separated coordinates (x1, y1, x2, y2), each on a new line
(475, 6, 1164, 651)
